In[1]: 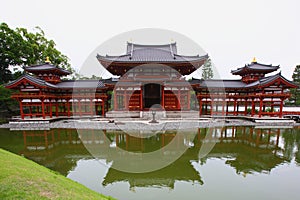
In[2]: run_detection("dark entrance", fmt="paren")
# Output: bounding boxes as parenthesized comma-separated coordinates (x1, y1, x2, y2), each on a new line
(143, 83, 161, 108)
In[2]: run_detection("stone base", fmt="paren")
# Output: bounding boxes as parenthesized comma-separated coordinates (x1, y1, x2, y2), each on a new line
(105, 110, 200, 119)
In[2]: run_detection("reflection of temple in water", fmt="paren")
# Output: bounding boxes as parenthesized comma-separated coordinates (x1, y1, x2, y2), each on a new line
(19, 129, 92, 176)
(11, 127, 298, 189)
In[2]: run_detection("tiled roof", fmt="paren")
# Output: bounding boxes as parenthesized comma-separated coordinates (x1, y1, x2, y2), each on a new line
(231, 62, 279, 75)
(56, 80, 105, 89)
(5, 74, 57, 88)
(97, 42, 208, 63)
(126, 42, 178, 54)
(196, 79, 247, 89)
(6, 74, 106, 90)
(24, 63, 71, 75)
(191, 73, 297, 90)
(245, 73, 298, 88)
(189, 78, 247, 88)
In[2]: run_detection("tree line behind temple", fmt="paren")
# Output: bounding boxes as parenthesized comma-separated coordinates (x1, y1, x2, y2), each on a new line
(0, 23, 300, 123)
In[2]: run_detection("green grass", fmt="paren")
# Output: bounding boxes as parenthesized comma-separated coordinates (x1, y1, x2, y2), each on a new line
(0, 148, 115, 200)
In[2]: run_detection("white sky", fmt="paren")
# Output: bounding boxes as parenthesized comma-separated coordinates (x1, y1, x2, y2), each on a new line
(2, 0, 300, 79)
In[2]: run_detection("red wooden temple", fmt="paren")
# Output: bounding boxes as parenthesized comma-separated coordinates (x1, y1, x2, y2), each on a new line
(191, 57, 298, 117)
(5, 42, 298, 119)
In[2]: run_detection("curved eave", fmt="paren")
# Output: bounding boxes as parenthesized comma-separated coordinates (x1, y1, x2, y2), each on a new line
(231, 68, 279, 75)
(25, 68, 71, 76)
(231, 64, 280, 75)
(245, 74, 298, 89)
(97, 54, 208, 65)
(5, 75, 57, 89)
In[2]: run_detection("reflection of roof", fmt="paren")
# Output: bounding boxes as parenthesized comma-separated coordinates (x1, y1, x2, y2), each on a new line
(5, 74, 57, 89)
(209, 142, 286, 174)
(102, 151, 203, 189)
(24, 63, 71, 75)
(97, 42, 208, 63)
(231, 62, 279, 75)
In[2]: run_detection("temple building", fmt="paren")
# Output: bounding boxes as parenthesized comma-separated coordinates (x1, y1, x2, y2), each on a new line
(5, 58, 110, 119)
(191, 58, 298, 117)
(5, 42, 298, 119)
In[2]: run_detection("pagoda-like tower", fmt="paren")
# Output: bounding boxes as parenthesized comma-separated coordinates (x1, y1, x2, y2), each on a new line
(24, 57, 71, 84)
(97, 42, 208, 111)
(231, 57, 279, 84)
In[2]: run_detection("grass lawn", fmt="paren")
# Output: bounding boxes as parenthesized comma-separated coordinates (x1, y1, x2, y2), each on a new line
(0, 148, 115, 199)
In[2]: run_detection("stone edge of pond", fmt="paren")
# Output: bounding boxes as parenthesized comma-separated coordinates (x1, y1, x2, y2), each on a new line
(0, 118, 297, 130)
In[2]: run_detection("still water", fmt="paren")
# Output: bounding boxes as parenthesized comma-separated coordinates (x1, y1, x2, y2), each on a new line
(0, 127, 300, 200)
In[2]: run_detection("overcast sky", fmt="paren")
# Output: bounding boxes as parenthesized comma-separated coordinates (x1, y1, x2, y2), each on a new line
(2, 0, 300, 79)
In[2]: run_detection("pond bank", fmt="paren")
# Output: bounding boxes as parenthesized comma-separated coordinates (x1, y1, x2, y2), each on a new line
(0, 148, 115, 200)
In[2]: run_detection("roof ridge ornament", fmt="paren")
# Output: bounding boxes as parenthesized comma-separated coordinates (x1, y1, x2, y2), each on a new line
(170, 43, 175, 59)
(45, 56, 51, 63)
(129, 42, 133, 60)
(252, 57, 257, 63)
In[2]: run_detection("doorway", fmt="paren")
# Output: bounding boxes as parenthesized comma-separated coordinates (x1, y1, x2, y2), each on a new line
(143, 83, 161, 108)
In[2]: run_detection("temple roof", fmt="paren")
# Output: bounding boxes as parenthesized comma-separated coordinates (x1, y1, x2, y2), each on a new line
(196, 79, 247, 89)
(97, 42, 208, 63)
(5, 74, 106, 90)
(190, 73, 297, 90)
(231, 61, 279, 76)
(5, 74, 57, 89)
(56, 80, 105, 89)
(245, 72, 298, 88)
(24, 63, 71, 76)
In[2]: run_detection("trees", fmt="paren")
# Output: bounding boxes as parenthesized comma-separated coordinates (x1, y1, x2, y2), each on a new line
(201, 58, 214, 79)
(290, 65, 300, 105)
(0, 23, 73, 84)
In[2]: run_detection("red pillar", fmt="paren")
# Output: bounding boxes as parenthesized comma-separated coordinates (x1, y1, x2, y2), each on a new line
(113, 90, 117, 111)
(140, 86, 143, 111)
(49, 101, 52, 118)
(259, 97, 263, 118)
(78, 100, 82, 116)
(29, 104, 32, 118)
(221, 97, 225, 116)
(55, 101, 59, 117)
(251, 98, 255, 117)
(178, 89, 181, 110)
(41, 100, 45, 119)
(244, 99, 248, 116)
(90, 99, 93, 115)
(19, 100, 24, 119)
(210, 99, 213, 115)
(67, 100, 70, 117)
(199, 98, 203, 116)
(102, 100, 105, 116)
(226, 102, 229, 116)
(233, 99, 237, 116)
(124, 91, 128, 110)
(279, 98, 284, 118)
(187, 91, 190, 110)
(161, 85, 165, 109)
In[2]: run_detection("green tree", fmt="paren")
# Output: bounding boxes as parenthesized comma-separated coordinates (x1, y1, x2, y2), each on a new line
(0, 23, 73, 84)
(290, 65, 300, 105)
(201, 58, 214, 79)
(0, 85, 19, 123)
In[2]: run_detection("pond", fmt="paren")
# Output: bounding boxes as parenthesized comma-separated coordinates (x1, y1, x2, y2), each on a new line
(0, 126, 299, 200)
